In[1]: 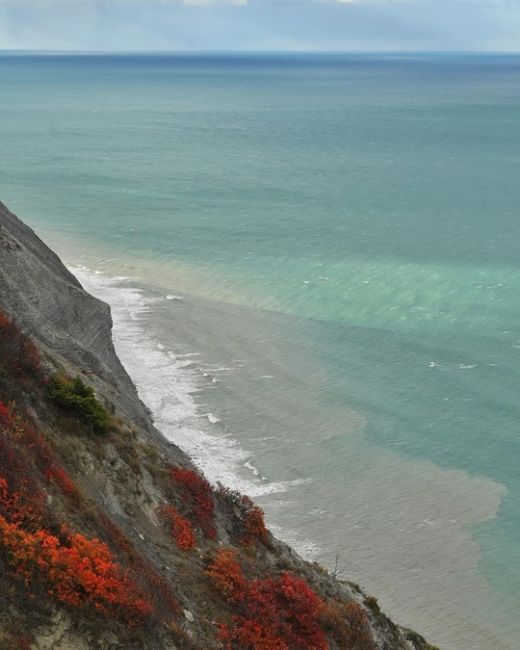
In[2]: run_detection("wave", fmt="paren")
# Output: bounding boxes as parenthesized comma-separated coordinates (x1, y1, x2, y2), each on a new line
(71, 265, 312, 505)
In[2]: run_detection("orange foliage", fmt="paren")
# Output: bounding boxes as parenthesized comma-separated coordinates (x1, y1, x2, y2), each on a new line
(45, 466, 78, 497)
(218, 487, 269, 547)
(0, 402, 153, 626)
(97, 512, 180, 621)
(170, 467, 216, 539)
(0, 488, 152, 623)
(241, 502, 268, 548)
(320, 600, 377, 650)
(0, 477, 45, 530)
(0, 402, 79, 503)
(0, 317, 185, 633)
(0, 426, 47, 530)
(162, 505, 196, 551)
(207, 549, 328, 650)
(206, 548, 247, 598)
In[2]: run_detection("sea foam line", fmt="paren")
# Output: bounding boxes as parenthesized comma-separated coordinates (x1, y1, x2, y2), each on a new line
(71, 265, 305, 501)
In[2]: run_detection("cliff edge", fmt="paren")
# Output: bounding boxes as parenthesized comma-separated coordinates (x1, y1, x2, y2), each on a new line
(0, 200, 437, 650)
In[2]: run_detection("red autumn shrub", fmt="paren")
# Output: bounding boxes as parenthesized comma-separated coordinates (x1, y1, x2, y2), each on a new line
(0, 311, 41, 378)
(25, 432, 72, 497)
(19, 422, 53, 466)
(0, 407, 154, 626)
(229, 573, 328, 650)
(207, 549, 328, 650)
(0, 401, 12, 428)
(206, 548, 247, 598)
(0, 424, 47, 531)
(162, 505, 196, 551)
(0, 320, 182, 633)
(241, 502, 268, 548)
(45, 466, 78, 497)
(0, 480, 153, 624)
(320, 599, 377, 650)
(217, 487, 269, 548)
(53, 532, 152, 619)
(98, 512, 180, 622)
(170, 467, 216, 539)
(0, 402, 78, 503)
(0, 476, 45, 531)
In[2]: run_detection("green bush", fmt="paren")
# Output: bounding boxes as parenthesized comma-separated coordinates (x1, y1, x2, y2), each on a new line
(49, 376, 110, 435)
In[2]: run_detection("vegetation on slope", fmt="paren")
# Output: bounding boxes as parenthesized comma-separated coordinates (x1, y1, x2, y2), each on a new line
(49, 375, 111, 435)
(0, 309, 430, 650)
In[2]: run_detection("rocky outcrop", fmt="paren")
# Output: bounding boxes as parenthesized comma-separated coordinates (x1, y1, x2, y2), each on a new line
(0, 200, 154, 431)
(0, 200, 436, 650)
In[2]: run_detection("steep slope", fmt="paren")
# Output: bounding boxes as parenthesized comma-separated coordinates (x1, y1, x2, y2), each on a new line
(0, 200, 436, 650)
(0, 200, 156, 431)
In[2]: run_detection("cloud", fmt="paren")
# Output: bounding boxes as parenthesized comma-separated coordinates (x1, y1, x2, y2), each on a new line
(1, 0, 520, 51)
(181, 0, 248, 5)
(326, 0, 411, 3)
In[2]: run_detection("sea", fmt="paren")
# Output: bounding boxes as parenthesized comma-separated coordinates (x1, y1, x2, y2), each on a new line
(1, 52, 519, 649)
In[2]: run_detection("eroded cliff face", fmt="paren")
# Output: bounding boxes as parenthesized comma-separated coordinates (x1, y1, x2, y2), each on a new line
(0, 200, 436, 650)
(0, 201, 157, 432)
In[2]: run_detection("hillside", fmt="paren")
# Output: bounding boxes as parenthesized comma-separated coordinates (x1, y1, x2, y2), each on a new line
(0, 199, 436, 650)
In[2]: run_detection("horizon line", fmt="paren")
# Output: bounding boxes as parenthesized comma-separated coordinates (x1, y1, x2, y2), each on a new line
(2, 49, 520, 56)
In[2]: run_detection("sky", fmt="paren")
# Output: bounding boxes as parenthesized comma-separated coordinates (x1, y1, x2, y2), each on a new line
(0, 0, 520, 52)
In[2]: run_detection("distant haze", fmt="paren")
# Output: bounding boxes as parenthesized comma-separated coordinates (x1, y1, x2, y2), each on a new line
(1, 0, 520, 52)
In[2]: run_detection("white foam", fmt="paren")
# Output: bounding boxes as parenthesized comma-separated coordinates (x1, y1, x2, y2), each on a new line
(70, 266, 297, 500)
(244, 460, 260, 476)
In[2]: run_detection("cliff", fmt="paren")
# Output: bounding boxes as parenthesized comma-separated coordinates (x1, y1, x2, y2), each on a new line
(0, 199, 436, 650)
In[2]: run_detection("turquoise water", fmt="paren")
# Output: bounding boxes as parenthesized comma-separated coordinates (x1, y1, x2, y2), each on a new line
(2, 53, 520, 648)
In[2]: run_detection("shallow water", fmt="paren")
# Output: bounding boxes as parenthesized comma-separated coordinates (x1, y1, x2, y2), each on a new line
(2, 52, 520, 648)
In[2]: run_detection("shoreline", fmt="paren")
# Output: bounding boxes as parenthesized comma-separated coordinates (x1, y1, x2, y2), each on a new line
(72, 265, 322, 558)
(70, 262, 514, 650)
(3, 47, 520, 648)
(1, 198, 438, 650)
